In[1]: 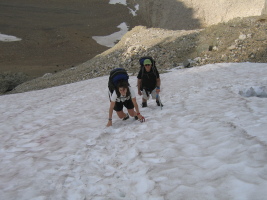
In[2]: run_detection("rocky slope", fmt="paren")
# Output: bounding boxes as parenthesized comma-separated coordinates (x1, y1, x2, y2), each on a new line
(130, 0, 266, 29)
(0, 0, 144, 78)
(7, 15, 267, 94)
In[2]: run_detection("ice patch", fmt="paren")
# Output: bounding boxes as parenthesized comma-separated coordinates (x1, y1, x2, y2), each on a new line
(109, 0, 139, 16)
(129, 4, 139, 16)
(92, 22, 129, 47)
(0, 33, 21, 42)
(109, 0, 127, 6)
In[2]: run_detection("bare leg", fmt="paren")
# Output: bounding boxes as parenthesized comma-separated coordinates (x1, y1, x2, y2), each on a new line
(116, 111, 127, 119)
(127, 109, 137, 117)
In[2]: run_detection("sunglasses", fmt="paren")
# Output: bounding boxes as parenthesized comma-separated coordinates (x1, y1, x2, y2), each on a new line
(145, 64, 151, 66)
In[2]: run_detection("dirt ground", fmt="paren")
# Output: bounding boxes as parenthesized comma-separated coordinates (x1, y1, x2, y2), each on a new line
(0, 0, 144, 78)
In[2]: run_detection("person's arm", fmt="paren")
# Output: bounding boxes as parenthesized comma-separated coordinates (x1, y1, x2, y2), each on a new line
(137, 79, 142, 96)
(132, 97, 145, 122)
(156, 78, 161, 94)
(106, 101, 115, 127)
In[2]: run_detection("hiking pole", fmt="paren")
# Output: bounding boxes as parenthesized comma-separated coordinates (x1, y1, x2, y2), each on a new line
(156, 94, 163, 110)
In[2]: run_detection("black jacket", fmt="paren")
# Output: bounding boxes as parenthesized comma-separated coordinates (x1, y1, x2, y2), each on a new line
(137, 68, 159, 92)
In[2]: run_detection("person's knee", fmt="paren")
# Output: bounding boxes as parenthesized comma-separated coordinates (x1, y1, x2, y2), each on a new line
(142, 91, 149, 100)
(128, 109, 135, 117)
(129, 113, 135, 117)
(151, 90, 157, 99)
(116, 111, 124, 118)
(143, 97, 149, 101)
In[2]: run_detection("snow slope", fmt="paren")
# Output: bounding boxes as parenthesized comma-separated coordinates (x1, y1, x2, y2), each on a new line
(1, 63, 267, 200)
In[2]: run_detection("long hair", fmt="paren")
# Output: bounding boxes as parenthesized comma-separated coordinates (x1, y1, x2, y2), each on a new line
(116, 80, 130, 97)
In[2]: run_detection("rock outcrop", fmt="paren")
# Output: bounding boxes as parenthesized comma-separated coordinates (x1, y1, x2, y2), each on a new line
(129, 0, 266, 30)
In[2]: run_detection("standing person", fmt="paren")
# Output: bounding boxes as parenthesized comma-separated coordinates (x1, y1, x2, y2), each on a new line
(137, 58, 163, 107)
(106, 80, 145, 127)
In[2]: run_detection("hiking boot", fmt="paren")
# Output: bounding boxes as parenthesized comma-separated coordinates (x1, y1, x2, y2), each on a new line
(156, 100, 163, 107)
(142, 102, 147, 107)
(122, 113, 129, 120)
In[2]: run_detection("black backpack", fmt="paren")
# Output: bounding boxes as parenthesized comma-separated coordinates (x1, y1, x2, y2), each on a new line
(139, 56, 158, 78)
(108, 68, 129, 95)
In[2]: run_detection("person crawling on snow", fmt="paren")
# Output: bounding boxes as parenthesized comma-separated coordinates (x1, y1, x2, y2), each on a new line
(107, 80, 145, 127)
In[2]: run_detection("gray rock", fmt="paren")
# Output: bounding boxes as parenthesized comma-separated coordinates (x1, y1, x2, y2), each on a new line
(0, 72, 29, 94)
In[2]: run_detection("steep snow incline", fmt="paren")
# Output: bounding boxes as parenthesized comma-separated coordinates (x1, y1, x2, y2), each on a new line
(1, 63, 267, 199)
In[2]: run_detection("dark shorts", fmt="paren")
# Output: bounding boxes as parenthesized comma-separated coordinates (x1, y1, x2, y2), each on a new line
(114, 99, 134, 111)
